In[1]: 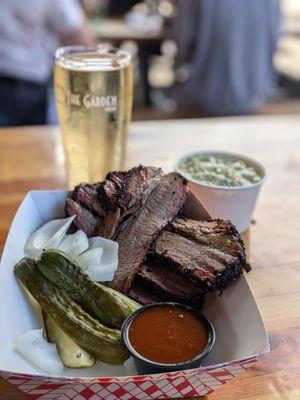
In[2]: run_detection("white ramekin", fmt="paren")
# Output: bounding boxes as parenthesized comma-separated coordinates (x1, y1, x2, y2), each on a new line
(175, 150, 266, 233)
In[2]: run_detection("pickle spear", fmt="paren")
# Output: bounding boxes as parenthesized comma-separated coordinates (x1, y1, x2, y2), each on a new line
(37, 249, 140, 329)
(15, 258, 129, 364)
(43, 311, 96, 369)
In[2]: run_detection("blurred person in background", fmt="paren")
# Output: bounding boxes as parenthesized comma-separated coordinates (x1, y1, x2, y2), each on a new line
(172, 0, 281, 116)
(0, 0, 94, 127)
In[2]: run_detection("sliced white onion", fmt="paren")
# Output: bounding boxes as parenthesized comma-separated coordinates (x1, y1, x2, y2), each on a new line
(57, 230, 89, 257)
(88, 236, 119, 271)
(78, 247, 115, 280)
(77, 247, 103, 269)
(24, 216, 75, 257)
(88, 237, 104, 249)
(15, 329, 63, 375)
(87, 269, 115, 282)
(78, 237, 119, 281)
(24, 216, 119, 282)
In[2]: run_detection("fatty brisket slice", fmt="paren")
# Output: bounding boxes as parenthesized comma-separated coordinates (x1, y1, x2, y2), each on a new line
(136, 259, 205, 307)
(111, 172, 187, 293)
(169, 216, 249, 259)
(128, 281, 161, 305)
(147, 217, 250, 293)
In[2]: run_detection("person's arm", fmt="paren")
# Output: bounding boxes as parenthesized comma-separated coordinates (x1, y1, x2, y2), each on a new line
(47, 0, 94, 45)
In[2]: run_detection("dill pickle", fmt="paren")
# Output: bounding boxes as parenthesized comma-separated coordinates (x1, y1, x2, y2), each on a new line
(15, 258, 129, 364)
(37, 249, 140, 329)
(43, 311, 96, 369)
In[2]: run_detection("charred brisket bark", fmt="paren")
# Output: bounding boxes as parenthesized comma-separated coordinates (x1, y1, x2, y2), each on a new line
(169, 216, 249, 262)
(148, 217, 250, 292)
(65, 166, 163, 239)
(111, 172, 187, 293)
(65, 198, 104, 238)
(65, 166, 250, 306)
(71, 182, 106, 217)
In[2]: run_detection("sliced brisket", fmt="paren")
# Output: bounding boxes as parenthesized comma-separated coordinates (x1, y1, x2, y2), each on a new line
(169, 216, 249, 261)
(65, 166, 249, 305)
(71, 183, 105, 217)
(66, 167, 188, 294)
(97, 166, 162, 213)
(66, 166, 164, 240)
(128, 281, 161, 305)
(150, 218, 249, 292)
(65, 198, 105, 238)
(107, 166, 163, 239)
(137, 260, 205, 307)
(97, 170, 127, 211)
(111, 172, 187, 293)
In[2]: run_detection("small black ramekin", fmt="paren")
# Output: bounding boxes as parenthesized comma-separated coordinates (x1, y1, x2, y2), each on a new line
(121, 302, 216, 375)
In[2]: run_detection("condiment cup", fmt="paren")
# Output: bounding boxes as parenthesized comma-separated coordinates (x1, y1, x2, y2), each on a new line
(121, 302, 215, 375)
(175, 151, 266, 233)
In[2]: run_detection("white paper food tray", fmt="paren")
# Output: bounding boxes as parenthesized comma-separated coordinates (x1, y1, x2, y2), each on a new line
(0, 190, 269, 399)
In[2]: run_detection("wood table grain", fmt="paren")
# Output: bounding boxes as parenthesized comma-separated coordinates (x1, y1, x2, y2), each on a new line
(0, 115, 300, 400)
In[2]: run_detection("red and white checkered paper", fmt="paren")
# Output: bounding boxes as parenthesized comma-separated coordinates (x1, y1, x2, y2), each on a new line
(0, 356, 261, 400)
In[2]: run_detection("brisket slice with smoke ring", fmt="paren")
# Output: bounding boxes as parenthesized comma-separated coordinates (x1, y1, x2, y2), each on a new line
(65, 197, 120, 239)
(136, 260, 205, 307)
(149, 219, 249, 292)
(108, 166, 164, 239)
(169, 216, 249, 262)
(110, 172, 187, 293)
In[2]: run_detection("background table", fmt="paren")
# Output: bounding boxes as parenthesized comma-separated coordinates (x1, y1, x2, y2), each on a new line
(0, 115, 300, 399)
(90, 18, 165, 106)
(90, 18, 165, 42)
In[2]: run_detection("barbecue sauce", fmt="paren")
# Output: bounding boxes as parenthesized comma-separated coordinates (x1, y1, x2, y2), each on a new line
(128, 305, 208, 364)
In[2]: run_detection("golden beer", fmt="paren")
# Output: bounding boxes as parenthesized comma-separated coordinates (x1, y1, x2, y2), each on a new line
(54, 46, 132, 188)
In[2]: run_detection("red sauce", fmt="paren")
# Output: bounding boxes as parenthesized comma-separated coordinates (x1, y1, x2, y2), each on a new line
(128, 305, 208, 364)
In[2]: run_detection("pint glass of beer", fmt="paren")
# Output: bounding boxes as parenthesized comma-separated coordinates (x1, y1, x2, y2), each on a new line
(54, 45, 133, 188)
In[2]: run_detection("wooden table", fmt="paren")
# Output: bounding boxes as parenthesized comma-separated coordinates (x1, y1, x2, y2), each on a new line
(0, 115, 300, 399)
